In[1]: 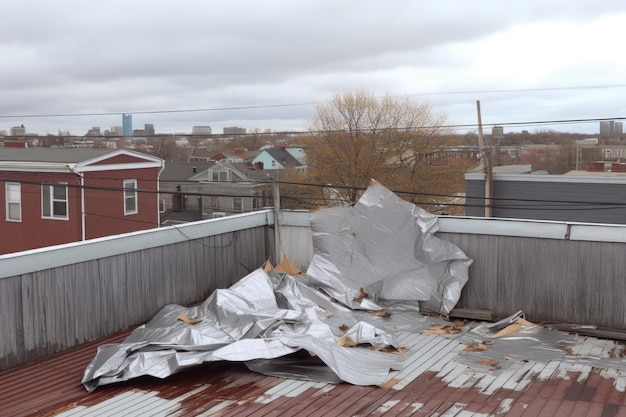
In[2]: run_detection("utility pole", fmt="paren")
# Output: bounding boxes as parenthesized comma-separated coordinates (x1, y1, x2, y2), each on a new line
(272, 179, 282, 264)
(476, 100, 493, 217)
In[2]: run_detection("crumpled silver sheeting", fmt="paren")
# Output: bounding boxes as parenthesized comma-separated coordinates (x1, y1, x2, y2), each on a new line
(82, 268, 423, 391)
(455, 313, 626, 375)
(82, 183, 471, 391)
(306, 182, 472, 314)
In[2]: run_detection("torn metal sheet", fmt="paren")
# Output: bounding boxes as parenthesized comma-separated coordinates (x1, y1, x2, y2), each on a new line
(306, 182, 472, 315)
(82, 182, 472, 391)
(82, 268, 414, 391)
(454, 312, 626, 375)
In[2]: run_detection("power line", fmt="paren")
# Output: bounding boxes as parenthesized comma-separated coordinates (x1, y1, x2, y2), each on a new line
(3, 83, 626, 120)
(0, 102, 315, 119)
(403, 83, 626, 98)
(6, 113, 623, 137)
(9, 175, 626, 208)
(8, 169, 626, 227)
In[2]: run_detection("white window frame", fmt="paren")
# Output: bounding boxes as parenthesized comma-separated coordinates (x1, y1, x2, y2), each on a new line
(233, 197, 243, 213)
(211, 169, 229, 182)
(5, 182, 22, 222)
(124, 179, 138, 215)
(42, 183, 69, 220)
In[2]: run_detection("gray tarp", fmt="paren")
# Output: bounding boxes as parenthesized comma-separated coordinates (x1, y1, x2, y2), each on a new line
(82, 182, 472, 391)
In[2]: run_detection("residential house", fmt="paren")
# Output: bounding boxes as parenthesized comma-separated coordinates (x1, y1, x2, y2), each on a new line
(251, 146, 305, 171)
(285, 146, 306, 164)
(188, 147, 214, 163)
(209, 148, 246, 163)
(159, 160, 273, 224)
(0, 148, 163, 254)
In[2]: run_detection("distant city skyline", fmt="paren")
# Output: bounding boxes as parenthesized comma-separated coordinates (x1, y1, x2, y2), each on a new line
(1, 111, 622, 137)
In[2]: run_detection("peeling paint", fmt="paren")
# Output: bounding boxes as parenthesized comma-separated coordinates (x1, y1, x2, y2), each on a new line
(494, 398, 514, 414)
(374, 400, 400, 413)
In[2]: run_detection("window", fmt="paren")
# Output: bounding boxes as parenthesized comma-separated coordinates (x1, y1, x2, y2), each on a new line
(233, 197, 243, 213)
(124, 179, 138, 215)
(211, 169, 229, 182)
(5, 182, 21, 222)
(42, 183, 68, 220)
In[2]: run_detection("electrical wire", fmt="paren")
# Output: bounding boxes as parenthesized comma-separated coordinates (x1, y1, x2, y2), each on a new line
(8, 175, 626, 210)
(2, 83, 626, 120)
(4, 114, 621, 138)
(2, 86, 626, 134)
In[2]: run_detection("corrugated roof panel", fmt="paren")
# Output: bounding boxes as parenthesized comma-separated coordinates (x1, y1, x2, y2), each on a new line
(5, 326, 626, 416)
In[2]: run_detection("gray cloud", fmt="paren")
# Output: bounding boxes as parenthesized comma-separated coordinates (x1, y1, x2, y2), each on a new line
(1, 0, 626, 135)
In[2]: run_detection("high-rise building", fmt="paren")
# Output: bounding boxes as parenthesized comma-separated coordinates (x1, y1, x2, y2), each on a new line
(600, 121, 609, 137)
(615, 122, 624, 136)
(144, 124, 155, 136)
(223, 127, 246, 135)
(192, 126, 212, 135)
(122, 114, 133, 138)
(110, 126, 123, 136)
(600, 120, 620, 138)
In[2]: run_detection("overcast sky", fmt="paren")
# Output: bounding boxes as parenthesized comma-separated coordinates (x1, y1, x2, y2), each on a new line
(2, 0, 626, 136)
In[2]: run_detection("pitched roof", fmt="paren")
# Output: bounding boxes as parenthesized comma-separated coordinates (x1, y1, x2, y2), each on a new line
(229, 162, 275, 182)
(0, 148, 113, 163)
(262, 148, 302, 168)
(159, 162, 215, 181)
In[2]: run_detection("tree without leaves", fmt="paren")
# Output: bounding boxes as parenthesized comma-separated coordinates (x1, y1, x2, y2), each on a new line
(146, 138, 191, 162)
(294, 89, 477, 209)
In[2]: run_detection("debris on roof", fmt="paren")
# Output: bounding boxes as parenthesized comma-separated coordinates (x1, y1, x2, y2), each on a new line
(306, 181, 472, 314)
(82, 182, 472, 391)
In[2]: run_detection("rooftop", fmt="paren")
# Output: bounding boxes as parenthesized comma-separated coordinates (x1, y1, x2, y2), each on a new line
(0, 148, 113, 163)
(3, 184, 626, 416)
(3, 318, 626, 416)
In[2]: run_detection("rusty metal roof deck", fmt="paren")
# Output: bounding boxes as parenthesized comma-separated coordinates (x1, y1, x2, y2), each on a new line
(3, 321, 626, 417)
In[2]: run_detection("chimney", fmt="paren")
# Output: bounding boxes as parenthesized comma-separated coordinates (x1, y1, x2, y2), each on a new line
(192, 166, 197, 173)
(255, 161, 264, 169)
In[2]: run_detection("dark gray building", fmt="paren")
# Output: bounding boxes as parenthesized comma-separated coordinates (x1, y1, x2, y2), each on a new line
(223, 127, 246, 135)
(465, 170, 626, 224)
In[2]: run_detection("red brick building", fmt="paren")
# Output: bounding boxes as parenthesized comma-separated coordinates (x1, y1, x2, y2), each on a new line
(0, 148, 163, 255)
